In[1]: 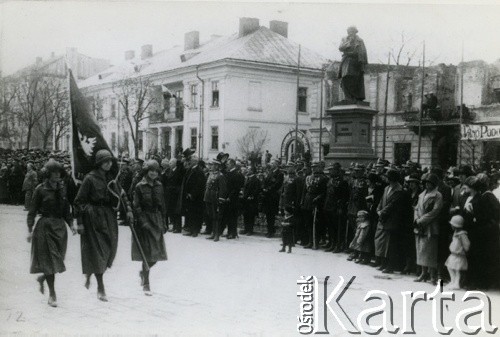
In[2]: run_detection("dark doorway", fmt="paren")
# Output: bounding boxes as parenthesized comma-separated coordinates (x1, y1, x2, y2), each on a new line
(394, 143, 411, 166)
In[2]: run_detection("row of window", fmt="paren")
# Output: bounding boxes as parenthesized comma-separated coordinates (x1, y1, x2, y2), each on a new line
(91, 82, 309, 120)
(107, 126, 219, 153)
(189, 81, 219, 108)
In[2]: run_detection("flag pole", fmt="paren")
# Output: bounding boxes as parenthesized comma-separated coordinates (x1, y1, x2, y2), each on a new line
(295, 45, 301, 160)
(458, 40, 464, 166)
(318, 69, 324, 161)
(382, 53, 391, 160)
(417, 41, 425, 164)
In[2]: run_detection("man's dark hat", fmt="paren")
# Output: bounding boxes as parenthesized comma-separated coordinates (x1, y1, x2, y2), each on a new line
(182, 148, 195, 158)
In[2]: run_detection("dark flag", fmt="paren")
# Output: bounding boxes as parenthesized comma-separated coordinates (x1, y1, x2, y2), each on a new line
(69, 69, 117, 183)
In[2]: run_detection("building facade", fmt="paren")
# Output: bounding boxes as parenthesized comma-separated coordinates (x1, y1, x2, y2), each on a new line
(0, 48, 110, 150)
(311, 59, 500, 169)
(79, 18, 326, 161)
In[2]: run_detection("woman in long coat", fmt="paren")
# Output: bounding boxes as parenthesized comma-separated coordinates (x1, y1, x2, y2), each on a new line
(74, 149, 133, 302)
(414, 173, 443, 284)
(132, 160, 168, 296)
(27, 159, 76, 307)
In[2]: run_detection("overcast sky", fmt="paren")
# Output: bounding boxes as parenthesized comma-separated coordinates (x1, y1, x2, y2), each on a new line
(1, 1, 500, 76)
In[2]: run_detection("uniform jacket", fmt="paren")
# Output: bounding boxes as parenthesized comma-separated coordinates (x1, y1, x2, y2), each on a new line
(301, 174, 328, 211)
(27, 180, 72, 231)
(133, 177, 167, 220)
(281, 175, 297, 210)
(74, 169, 131, 222)
(414, 188, 443, 236)
(22, 170, 38, 192)
(204, 171, 228, 205)
(323, 176, 350, 212)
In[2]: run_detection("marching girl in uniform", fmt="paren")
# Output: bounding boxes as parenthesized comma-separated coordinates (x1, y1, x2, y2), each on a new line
(27, 158, 76, 307)
(132, 160, 168, 296)
(74, 149, 133, 302)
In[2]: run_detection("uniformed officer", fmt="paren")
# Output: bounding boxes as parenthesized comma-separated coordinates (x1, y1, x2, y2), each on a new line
(323, 162, 350, 252)
(205, 158, 228, 242)
(223, 159, 245, 239)
(262, 159, 284, 238)
(240, 166, 261, 235)
(300, 162, 328, 249)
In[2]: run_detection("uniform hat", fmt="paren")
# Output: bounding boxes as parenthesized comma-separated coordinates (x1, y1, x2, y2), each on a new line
(375, 158, 389, 167)
(449, 215, 464, 229)
(144, 160, 160, 172)
(458, 165, 474, 177)
(211, 158, 222, 165)
(95, 149, 113, 167)
(182, 148, 195, 158)
(44, 158, 64, 174)
(353, 163, 366, 171)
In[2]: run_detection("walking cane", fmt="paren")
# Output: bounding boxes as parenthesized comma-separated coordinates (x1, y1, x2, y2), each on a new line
(312, 206, 317, 250)
(344, 213, 349, 251)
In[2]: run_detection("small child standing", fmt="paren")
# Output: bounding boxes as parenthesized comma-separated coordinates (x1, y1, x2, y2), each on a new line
(279, 208, 295, 253)
(348, 210, 372, 264)
(445, 215, 470, 290)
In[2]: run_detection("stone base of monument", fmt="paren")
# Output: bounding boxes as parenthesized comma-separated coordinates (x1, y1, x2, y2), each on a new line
(325, 100, 379, 167)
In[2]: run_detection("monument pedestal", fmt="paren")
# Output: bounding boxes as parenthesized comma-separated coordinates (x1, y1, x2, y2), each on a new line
(325, 101, 378, 166)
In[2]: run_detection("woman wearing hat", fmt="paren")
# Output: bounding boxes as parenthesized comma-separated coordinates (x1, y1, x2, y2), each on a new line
(74, 149, 133, 301)
(132, 160, 168, 296)
(413, 173, 443, 284)
(27, 158, 76, 307)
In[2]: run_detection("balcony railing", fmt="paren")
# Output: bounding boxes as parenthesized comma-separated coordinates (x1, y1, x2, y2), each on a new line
(401, 106, 475, 124)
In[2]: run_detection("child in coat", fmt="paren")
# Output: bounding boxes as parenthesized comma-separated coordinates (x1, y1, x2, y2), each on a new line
(348, 210, 372, 264)
(279, 208, 295, 253)
(445, 215, 470, 290)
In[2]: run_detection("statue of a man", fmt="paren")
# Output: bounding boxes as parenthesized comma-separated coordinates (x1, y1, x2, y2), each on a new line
(337, 26, 368, 102)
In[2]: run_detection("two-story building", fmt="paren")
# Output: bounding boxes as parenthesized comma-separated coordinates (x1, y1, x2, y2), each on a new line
(79, 18, 326, 161)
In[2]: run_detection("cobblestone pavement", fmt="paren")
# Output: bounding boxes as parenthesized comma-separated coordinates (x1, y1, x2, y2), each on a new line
(1, 204, 499, 336)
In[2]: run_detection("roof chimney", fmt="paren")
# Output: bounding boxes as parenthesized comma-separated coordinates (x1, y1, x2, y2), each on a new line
(239, 17, 259, 37)
(141, 44, 153, 59)
(270, 20, 288, 38)
(184, 31, 200, 51)
(125, 50, 135, 60)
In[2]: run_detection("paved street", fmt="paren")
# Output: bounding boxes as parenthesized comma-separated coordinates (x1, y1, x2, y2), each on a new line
(1, 204, 499, 336)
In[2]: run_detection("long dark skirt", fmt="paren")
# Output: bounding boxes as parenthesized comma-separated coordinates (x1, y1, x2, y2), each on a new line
(80, 205, 118, 274)
(132, 210, 167, 263)
(30, 217, 68, 275)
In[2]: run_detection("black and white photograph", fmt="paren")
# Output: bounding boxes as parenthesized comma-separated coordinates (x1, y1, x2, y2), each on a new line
(1, 0, 500, 335)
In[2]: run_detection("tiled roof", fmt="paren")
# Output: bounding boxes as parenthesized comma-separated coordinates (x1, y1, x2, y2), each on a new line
(80, 26, 327, 88)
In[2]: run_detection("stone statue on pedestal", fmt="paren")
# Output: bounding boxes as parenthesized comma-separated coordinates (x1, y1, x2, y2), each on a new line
(337, 26, 368, 102)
